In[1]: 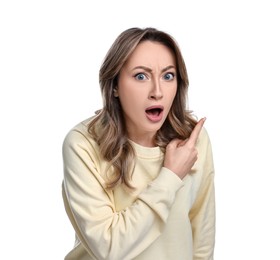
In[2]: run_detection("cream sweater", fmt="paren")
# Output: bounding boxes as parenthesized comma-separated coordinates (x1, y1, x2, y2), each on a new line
(62, 117, 215, 260)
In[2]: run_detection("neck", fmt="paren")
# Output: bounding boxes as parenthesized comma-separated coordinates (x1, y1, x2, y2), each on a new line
(127, 132, 157, 147)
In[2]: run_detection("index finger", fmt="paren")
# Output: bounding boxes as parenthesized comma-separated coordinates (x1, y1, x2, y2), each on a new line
(188, 117, 206, 145)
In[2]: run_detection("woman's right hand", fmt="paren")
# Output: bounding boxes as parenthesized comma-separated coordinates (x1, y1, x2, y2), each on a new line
(163, 118, 206, 179)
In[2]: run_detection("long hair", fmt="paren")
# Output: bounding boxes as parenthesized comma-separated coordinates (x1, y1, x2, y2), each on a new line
(88, 27, 197, 189)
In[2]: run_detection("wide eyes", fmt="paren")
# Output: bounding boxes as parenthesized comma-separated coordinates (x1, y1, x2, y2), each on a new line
(163, 72, 175, 81)
(134, 72, 175, 81)
(135, 73, 147, 81)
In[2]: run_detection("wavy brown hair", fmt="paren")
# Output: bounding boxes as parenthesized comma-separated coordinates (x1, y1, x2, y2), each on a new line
(88, 27, 197, 189)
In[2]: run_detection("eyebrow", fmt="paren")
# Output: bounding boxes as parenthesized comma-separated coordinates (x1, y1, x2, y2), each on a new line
(131, 65, 176, 73)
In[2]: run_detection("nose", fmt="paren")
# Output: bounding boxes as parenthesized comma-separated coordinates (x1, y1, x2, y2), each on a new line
(149, 79, 163, 100)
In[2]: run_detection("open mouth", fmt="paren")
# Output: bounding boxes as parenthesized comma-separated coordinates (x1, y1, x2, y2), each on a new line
(145, 106, 163, 116)
(145, 107, 163, 116)
(145, 106, 164, 122)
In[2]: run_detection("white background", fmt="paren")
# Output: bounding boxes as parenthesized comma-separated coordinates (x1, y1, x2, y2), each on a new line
(1, 0, 279, 259)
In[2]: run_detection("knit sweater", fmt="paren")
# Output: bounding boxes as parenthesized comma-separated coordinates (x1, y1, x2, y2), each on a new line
(62, 117, 215, 260)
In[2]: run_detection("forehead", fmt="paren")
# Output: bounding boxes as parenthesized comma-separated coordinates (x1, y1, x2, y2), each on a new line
(124, 41, 176, 68)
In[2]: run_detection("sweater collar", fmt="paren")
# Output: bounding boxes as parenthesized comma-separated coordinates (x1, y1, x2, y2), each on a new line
(129, 140, 164, 159)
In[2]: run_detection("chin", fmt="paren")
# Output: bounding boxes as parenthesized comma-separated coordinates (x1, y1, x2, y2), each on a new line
(145, 122, 164, 133)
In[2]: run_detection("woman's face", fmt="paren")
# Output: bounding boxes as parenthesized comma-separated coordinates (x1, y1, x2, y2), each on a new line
(116, 40, 177, 146)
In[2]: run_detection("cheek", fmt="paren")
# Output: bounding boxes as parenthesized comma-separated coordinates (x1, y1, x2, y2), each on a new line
(118, 89, 140, 112)
(164, 87, 177, 113)
(118, 81, 146, 108)
(168, 85, 178, 103)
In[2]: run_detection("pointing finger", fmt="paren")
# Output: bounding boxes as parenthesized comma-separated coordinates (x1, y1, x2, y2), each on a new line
(188, 117, 206, 146)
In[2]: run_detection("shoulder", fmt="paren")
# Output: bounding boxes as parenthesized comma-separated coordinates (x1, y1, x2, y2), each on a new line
(62, 116, 97, 151)
(197, 127, 211, 146)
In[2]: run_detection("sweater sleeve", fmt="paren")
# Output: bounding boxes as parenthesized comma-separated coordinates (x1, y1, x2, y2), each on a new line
(62, 129, 183, 260)
(189, 129, 216, 260)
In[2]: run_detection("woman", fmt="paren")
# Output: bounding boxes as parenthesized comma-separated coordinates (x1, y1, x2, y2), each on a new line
(62, 27, 215, 260)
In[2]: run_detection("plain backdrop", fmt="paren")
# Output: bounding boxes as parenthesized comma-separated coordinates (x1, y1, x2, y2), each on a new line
(1, 0, 279, 259)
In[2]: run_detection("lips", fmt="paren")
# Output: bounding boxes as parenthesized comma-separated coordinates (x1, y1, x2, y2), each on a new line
(145, 105, 164, 122)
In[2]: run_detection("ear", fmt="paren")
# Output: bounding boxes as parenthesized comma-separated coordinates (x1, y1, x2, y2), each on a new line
(113, 88, 119, 97)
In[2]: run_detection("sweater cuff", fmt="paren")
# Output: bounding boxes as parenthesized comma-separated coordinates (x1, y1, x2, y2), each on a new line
(138, 167, 184, 222)
(153, 167, 184, 191)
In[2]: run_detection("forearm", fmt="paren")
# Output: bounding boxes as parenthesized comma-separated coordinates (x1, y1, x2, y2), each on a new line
(64, 167, 183, 260)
